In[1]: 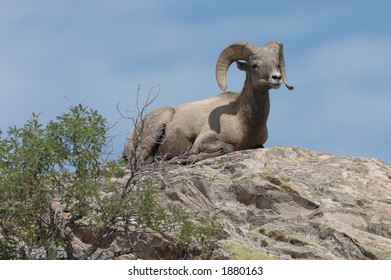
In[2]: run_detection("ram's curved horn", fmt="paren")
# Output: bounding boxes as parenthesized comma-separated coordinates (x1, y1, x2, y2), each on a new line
(264, 41, 294, 90)
(216, 42, 260, 91)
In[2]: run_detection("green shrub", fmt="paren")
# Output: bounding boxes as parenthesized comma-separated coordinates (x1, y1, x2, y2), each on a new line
(0, 238, 19, 260)
(0, 104, 222, 260)
(178, 214, 222, 259)
(0, 105, 108, 259)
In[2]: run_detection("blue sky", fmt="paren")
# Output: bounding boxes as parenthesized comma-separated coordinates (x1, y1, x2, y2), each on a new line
(1, 0, 391, 163)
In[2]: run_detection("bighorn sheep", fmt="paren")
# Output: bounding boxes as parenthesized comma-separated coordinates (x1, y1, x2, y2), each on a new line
(124, 40, 293, 164)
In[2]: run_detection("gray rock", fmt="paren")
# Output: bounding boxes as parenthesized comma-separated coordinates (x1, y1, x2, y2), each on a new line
(9, 146, 388, 259)
(148, 146, 391, 259)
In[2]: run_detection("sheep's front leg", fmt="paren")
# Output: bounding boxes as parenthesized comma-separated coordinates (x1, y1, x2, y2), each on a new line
(187, 139, 234, 164)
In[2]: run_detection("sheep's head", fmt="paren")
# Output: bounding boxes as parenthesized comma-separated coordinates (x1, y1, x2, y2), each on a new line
(216, 41, 294, 91)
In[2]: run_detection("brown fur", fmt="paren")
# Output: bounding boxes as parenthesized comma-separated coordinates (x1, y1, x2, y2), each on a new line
(123, 41, 293, 164)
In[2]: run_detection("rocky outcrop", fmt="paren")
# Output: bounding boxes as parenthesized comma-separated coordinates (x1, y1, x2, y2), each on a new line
(6, 146, 389, 259)
(147, 146, 391, 259)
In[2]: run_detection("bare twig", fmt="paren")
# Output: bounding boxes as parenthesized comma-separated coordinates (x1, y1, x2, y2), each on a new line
(117, 84, 166, 191)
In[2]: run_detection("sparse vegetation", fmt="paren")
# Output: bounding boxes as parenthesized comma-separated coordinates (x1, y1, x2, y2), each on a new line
(357, 243, 391, 260)
(259, 224, 313, 247)
(177, 211, 222, 259)
(224, 240, 277, 260)
(261, 167, 270, 175)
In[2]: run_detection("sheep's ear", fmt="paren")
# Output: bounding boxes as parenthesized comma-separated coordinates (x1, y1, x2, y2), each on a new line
(236, 61, 248, 71)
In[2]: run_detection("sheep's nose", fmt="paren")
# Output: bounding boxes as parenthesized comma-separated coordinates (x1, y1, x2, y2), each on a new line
(271, 74, 282, 81)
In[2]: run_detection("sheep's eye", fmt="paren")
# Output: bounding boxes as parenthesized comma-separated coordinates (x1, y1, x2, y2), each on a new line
(251, 64, 259, 70)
